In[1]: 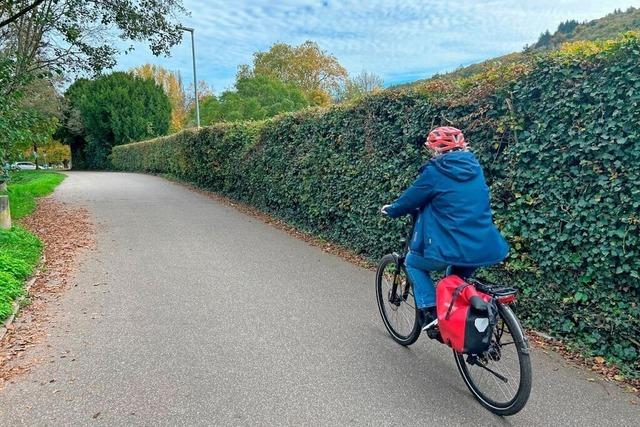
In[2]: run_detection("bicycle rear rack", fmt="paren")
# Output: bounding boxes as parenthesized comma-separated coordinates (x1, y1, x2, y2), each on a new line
(466, 277, 518, 298)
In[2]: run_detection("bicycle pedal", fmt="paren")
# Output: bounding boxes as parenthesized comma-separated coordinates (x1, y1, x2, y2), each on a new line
(421, 318, 438, 331)
(424, 324, 444, 343)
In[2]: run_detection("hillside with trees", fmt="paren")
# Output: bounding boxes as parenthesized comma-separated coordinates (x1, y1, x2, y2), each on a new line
(398, 6, 640, 89)
(534, 7, 640, 49)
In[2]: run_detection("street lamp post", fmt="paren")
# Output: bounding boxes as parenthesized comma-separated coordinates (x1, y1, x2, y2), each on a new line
(179, 26, 200, 128)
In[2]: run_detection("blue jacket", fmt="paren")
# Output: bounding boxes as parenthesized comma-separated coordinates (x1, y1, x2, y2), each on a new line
(386, 151, 509, 267)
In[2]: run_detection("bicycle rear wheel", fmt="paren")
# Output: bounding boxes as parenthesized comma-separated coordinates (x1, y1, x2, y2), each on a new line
(454, 303, 532, 416)
(376, 254, 421, 346)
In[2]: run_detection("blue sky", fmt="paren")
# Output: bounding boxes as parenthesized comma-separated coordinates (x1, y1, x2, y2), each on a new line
(114, 0, 640, 93)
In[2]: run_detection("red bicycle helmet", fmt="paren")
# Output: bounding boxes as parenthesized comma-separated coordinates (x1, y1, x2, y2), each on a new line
(426, 126, 466, 153)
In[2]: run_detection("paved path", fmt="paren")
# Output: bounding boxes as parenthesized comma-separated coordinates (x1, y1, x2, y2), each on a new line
(0, 172, 638, 426)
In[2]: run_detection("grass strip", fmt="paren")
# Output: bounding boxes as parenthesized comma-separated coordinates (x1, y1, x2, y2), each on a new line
(5, 170, 65, 219)
(0, 171, 64, 321)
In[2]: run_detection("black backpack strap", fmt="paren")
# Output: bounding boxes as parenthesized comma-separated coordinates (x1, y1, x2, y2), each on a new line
(445, 283, 472, 320)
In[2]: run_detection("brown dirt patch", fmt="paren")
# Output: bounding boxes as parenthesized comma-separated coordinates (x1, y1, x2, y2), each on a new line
(0, 198, 94, 388)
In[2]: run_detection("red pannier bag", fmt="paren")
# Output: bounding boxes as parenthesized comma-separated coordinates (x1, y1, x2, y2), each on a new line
(436, 275, 497, 354)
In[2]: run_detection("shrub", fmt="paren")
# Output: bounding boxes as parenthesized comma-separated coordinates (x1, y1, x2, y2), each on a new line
(58, 72, 171, 169)
(498, 35, 640, 366)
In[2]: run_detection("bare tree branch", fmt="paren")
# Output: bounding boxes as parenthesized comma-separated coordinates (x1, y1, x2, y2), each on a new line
(0, 0, 47, 28)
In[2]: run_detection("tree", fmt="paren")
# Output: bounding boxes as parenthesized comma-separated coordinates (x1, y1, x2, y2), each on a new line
(184, 80, 212, 126)
(197, 95, 222, 125)
(0, 1, 185, 95)
(338, 71, 384, 101)
(558, 19, 579, 35)
(536, 30, 553, 48)
(238, 41, 347, 105)
(58, 72, 171, 169)
(42, 140, 70, 165)
(16, 76, 62, 168)
(197, 75, 310, 125)
(23, 140, 71, 166)
(0, 58, 58, 170)
(132, 64, 188, 132)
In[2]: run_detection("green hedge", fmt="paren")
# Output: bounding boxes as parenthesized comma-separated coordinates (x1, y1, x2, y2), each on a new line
(112, 35, 640, 376)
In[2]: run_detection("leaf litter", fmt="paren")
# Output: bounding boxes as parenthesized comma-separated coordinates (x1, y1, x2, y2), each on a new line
(0, 197, 94, 389)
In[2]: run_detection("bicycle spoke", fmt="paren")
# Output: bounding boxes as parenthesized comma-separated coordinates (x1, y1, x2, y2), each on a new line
(473, 359, 508, 383)
(490, 369, 510, 401)
(397, 306, 412, 329)
(487, 353, 518, 396)
(459, 310, 525, 406)
(490, 353, 517, 395)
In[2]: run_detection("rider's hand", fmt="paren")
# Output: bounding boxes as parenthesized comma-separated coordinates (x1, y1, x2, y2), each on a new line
(381, 204, 392, 215)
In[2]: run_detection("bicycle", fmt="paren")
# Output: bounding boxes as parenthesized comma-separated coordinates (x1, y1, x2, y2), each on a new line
(375, 214, 532, 416)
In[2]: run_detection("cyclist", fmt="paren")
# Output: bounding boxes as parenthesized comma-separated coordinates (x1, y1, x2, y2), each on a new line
(381, 126, 508, 331)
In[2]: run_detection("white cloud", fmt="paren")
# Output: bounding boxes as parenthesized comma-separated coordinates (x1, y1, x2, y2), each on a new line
(113, 0, 640, 91)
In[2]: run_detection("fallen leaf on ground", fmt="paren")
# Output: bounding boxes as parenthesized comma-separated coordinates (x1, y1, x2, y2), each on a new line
(0, 197, 94, 388)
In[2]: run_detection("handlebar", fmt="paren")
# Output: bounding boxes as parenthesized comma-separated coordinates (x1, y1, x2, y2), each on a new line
(381, 207, 419, 251)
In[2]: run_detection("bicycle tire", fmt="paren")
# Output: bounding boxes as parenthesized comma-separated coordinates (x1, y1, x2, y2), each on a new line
(376, 254, 421, 346)
(454, 303, 532, 416)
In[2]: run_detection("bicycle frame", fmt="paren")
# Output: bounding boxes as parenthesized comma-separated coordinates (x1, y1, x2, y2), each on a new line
(391, 211, 418, 262)
(389, 212, 418, 303)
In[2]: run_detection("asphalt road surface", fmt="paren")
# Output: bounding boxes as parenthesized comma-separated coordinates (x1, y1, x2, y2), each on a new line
(0, 172, 638, 426)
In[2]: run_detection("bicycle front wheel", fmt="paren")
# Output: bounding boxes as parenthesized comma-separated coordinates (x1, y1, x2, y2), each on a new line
(454, 303, 532, 416)
(376, 254, 421, 346)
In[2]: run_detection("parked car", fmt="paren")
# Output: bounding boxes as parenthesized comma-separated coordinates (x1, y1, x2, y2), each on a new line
(11, 162, 37, 170)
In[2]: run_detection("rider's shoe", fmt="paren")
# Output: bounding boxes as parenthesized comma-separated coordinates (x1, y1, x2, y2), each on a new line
(418, 307, 443, 343)
(425, 327, 443, 343)
(418, 307, 437, 329)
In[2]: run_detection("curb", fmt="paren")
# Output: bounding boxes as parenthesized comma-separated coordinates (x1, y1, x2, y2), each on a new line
(0, 254, 46, 342)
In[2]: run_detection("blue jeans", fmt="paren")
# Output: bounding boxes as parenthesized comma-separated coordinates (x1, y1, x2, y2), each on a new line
(405, 252, 476, 309)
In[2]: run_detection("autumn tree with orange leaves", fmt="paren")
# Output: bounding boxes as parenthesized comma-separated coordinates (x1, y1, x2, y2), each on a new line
(131, 64, 189, 132)
(237, 41, 348, 106)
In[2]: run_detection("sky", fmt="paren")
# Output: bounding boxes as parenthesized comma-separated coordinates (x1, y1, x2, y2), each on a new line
(113, 0, 640, 93)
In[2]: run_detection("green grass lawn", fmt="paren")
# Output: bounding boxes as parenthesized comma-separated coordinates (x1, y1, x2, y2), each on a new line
(5, 170, 66, 219)
(0, 170, 65, 320)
